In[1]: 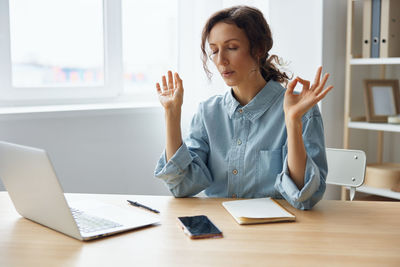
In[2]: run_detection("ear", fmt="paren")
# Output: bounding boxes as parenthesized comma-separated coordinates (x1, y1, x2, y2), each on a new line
(254, 47, 265, 61)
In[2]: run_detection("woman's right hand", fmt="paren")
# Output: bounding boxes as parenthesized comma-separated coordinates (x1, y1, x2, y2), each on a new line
(156, 71, 184, 161)
(156, 71, 184, 112)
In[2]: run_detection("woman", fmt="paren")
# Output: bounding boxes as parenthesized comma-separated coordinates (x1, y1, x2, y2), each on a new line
(154, 6, 333, 210)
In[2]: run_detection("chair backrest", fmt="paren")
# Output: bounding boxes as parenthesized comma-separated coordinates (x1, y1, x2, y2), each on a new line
(325, 148, 366, 187)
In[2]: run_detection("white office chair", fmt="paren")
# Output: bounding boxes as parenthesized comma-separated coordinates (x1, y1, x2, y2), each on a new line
(326, 148, 366, 201)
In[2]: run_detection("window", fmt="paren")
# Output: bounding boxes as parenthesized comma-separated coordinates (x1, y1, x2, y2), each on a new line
(9, 0, 104, 88)
(122, 0, 178, 100)
(0, 0, 123, 104)
(0, 0, 267, 107)
(0, 0, 178, 105)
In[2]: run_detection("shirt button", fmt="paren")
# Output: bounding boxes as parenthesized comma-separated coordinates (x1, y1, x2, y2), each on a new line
(238, 109, 243, 113)
(232, 194, 237, 198)
(232, 169, 238, 175)
(237, 139, 242, 145)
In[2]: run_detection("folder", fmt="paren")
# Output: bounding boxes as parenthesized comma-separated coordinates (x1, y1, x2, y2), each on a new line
(362, 0, 372, 58)
(380, 0, 400, 57)
(371, 0, 381, 58)
(222, 198, 296, 225)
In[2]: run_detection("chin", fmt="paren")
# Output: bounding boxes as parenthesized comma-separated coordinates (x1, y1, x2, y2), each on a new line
(222, 79, 237, 87)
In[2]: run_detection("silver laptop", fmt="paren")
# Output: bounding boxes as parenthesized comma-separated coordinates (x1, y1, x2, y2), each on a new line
(0, 141, 160, 241)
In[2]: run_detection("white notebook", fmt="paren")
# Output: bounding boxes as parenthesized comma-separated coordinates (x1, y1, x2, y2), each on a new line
(222, 198, 296, 225)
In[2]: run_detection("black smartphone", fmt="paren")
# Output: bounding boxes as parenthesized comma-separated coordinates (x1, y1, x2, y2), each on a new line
(177, 215, 223, 239)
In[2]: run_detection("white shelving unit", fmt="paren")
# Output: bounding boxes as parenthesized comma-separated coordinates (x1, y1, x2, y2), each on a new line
(348, 122, 400, 132)
(357, 186, 400, 200)
(343, 0, 400, 200)
(350, 57, 400, 65)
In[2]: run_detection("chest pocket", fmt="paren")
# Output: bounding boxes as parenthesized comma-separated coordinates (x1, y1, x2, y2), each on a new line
(256, 148, 283, 197)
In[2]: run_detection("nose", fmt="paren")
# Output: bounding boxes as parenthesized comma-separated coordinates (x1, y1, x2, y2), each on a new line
(215, 50, 228, 66)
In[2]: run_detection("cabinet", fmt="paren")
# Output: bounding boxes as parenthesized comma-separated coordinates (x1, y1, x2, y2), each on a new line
(343, 0, 400, 200)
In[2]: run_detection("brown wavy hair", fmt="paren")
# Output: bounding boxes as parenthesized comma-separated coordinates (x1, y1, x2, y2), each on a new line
(201, 5, 290, 85)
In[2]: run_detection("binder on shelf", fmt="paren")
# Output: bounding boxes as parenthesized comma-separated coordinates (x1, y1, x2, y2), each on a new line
(362, 0, 372, 58)
(380, 0, 400, 58)
(371, 0, 381, 58)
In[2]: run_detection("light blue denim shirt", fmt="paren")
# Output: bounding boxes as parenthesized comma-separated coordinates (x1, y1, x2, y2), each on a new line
(155, 80, 327, 210)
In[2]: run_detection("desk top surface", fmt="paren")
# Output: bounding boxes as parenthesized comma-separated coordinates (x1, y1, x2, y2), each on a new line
(1, 192, 399, 267)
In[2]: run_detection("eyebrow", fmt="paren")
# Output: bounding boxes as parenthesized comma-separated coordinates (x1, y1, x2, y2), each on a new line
(209, 38, 240, 46)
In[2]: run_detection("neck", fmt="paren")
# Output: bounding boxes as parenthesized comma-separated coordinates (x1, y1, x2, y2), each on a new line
(232, 72, 267, 106)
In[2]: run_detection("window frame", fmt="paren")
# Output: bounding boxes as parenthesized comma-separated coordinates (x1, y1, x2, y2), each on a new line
(0, 0, 123, 105)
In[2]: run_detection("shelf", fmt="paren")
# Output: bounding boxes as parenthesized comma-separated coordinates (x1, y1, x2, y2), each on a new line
(348, 121, 400, 133)
(350, 57, 400, 65)
(343, 0, 400, 201)
(356, 185, 400, 200)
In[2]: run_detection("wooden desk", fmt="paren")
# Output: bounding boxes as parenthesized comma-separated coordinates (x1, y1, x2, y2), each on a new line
(0, 192, 399, 266)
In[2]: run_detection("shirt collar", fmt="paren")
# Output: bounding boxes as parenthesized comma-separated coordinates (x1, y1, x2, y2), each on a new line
(224, 80, 285, 122)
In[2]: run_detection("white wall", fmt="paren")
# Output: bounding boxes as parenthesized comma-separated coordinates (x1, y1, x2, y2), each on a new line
(320, 0, 348, 199)
(321, 0, 347, 148)
(0, 107, 171, 195)
(268, 0, 323, 82)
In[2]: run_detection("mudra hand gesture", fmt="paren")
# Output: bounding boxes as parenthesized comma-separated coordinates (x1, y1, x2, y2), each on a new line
(284, 66, 333, 121)
(156, 70, 184, 111)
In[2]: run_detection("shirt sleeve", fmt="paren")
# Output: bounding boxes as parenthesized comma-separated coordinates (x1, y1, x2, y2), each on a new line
(274, 110, 327, 210)
(154, 104, 213, 197)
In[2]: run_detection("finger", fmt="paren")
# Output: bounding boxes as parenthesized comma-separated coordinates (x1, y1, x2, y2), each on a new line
(297, 77, 310, 87)
(312, 66, 322, 89)
(315, 73, 330, 94)
(296, 77, 310, 92)
(316, 85, 334, 100)
(175, 72, 184, 93)
(174, 73, 178, 89)
(156, 83, 162, 94)
(167, 70, 174, 89)
(286, 78, 298, 95)
(162, 75, 167, 91)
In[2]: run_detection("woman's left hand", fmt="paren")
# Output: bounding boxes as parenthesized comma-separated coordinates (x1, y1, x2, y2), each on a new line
(284, 66, 333, 122)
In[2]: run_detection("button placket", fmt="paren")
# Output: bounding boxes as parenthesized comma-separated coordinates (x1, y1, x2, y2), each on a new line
(229, 108, 246, 199)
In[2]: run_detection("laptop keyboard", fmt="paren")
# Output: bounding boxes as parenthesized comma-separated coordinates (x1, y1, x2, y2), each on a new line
(70, 208, 123, 233)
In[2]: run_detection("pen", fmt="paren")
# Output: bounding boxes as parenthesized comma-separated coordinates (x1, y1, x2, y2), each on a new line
(127, 200, 160, 214)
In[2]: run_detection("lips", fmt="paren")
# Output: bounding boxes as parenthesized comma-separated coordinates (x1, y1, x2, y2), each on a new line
(221, 71, 234, 78)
